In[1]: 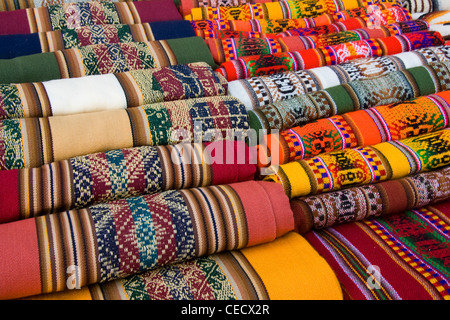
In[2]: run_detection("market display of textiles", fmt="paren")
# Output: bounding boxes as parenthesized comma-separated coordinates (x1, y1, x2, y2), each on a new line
(0, 0, 449, 302)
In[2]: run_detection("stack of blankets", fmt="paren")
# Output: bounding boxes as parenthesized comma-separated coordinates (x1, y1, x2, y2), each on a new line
(0, 0, 448, 301)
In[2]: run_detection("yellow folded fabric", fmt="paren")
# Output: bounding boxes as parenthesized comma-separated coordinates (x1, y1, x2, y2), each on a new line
(25, 232, 343, 300)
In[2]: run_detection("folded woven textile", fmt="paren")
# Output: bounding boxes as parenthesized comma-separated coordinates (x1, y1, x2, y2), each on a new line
(0, 140, 257, 223)
(248, 61, 450, 135)
(230, 45, 450, 109)
(259, 90, 450, 168)
(184, 0, 401, 20)
(0, 0, 129, 11)
(0, 0, 182, 35)
(291, 164, 450, 234)
(0, 96, 249, 170)
(216, 30, 445, 81)
(0, 62, 227, 119)
(0, 180, 294, 300)
(207, 21, 428, 64)
(0, 20, 197, 59)
(190, 5, 412, 37)
(24, 232, 343, 300)
(420, 11, 450, 39)
(401, 0, 450, 15)
(0, 36, 217, 84)
(305, 201, 450, 299)
(276, 19, 427, 39)
(264, 128, 450, 198)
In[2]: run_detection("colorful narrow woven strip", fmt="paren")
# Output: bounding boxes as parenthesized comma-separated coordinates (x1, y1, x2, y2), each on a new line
(0, 20, 197, 59)
(0, 62, 227, 119)
(0, 36, 217, 84)
(264, 128, 450, 198)
(206, 21, 428, 64)
(0, 96, 249, 170)
(305, 201, 450, 300)
(0, 140, 257, 223)
(24, 232, 343, 300)
(0, 0, 183, 34)
(290, 165, 450, 234)
(0, 180, 295, 300)
(259, 89, 450, 166)
(184, 0, 401, 20)
(190, 5, 411, 36)
(248, 61, 450, 135)
(216, 30, 445, 81)
(231, 45, 450, 109)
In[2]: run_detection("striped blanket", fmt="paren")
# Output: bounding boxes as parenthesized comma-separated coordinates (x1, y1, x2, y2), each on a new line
(0, 140, 257, 223)
(0, 96, 249, 170)
(0, 62, 227, 119)
(248, 61, 450, 134)
(0, 36, 217, 84)
(0, 0, 183, 34)
(0, 20, 196, 59)
(216, 30, 445, 81)
(207, 20, 429, 64)
(0, 180, 294, 300)
(230, 45, 450, 109)
(264, 128, 450, 198)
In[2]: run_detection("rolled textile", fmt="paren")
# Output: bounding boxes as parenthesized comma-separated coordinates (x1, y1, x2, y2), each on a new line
(248, 61, 450, 134)
(0, 180, 295, 300)
(264, 128, 450, 198)
(216, 30, 445, 81)
(276, 19, 428, 38)
(420, 10, 450, 40)
(0, 96, 249, 170)
(0, 20, 197, 59)
(25, 232, 343, 300)
(230, 45, 450, 110)
(0, 140, 257, 224)
(260, 90, 450, 168)
(0, 62, 228, 119)
(0, 0, 183, 35)
(0, 36, 217, 84)
(401, 0, 450, 15)
(184, 0, 401, 20)
(206, 21, 428, 64)
(291, 164, 450, 234)
(305, 201, 450, 300)
(189, 5, 411, 35)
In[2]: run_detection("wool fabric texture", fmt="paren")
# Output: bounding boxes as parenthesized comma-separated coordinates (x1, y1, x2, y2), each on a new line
(305, 201, 450, 299)
(420, 10, 450, 39)
(0, 20, 197, 59)
(230, 45, 450, 109)
(0, 0, 182, 35)
(0, 140, 257, 223)
(0, 36, 217, 84)
(291, 164, 450, 234)
(264, 128, 450, 198)
(184, 0, 401, 20)
(0, 180, 294, 300)
(248, 61, 450, 134)
(216, 30, 445, 81)
(206, 21, 428, 64)
(24, 232, 343, 300)
(260, 90, 450, 167)
(0, 62, 227, 119)
(401, 0, 450, 14)
(0, 96, 249, 170)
